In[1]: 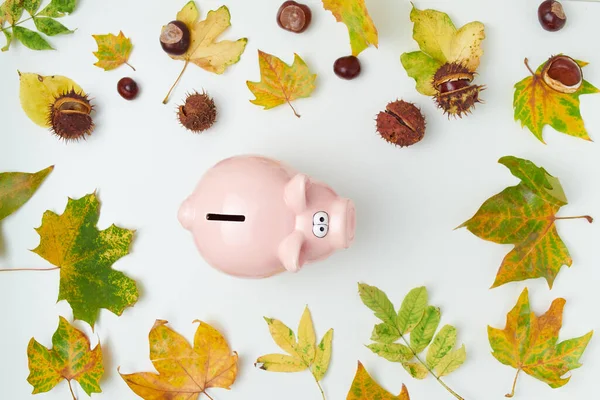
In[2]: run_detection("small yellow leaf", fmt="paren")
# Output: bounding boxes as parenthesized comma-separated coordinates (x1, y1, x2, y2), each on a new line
(256, 354, 308, 372)
(264, 317, 300, 357)
(92, 31, 134, 71)
(247, 50, 317, 118)
(19, 72, 84, 127)
(322, 0, 378, 56)
(312, 328, 333, 381)
(298, 306, 317, 364)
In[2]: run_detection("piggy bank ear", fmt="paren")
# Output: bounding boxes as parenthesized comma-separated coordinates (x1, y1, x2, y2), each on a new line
(284, 174, 309, 213)
(278, 231, 306, 272)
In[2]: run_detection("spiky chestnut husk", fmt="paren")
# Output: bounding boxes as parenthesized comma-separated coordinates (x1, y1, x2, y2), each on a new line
(48, 90, 94, 141)
(432, 62, 485, 118)
(376, 100, 426, 147)
(177, 92, 217, 133)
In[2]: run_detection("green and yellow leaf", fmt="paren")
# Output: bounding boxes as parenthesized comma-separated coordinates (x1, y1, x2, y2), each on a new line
(347, 361, 410, 400)
(0, 165, 53, 221)
(256, 354, 307, 372)
(298, 306, 317, 364)
(312, 328, 333, 381)
(400, 51, 442, 96)
(32, 193, 138, 327)
(19, 72, 84, 127)
(38, 0, 76, 18)
(488, 288, 593, 397)
(92, 31, 134, 71)
(402, 361, 428, 380)
(434, 345, 466, 377)
(460, 156, 592, 288)
(410, 306, 441, 353)
(27, 317, 103, 396)
(247, 50, 316, 118)
(358, 283, 398, 329)
(514, 58, 599, 143)
(426, 325, 457, 369)
(321, 0, 378, 56)
(397, 286, 428, 334)
(371, 323, 401, 344)
(367, 343, 413, 363)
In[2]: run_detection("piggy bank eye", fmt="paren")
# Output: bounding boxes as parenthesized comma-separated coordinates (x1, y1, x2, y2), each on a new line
(313, 224, 328, 238)
(313, 211, 329, 225)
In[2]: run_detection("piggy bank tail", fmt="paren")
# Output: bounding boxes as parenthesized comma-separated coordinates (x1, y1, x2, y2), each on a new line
(178, 197, 196, 231)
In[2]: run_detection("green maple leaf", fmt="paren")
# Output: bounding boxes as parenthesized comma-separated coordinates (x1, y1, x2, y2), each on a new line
(460, 156, 593, 288)
(514, 58, 599, 143)
(32, 192, 138, 327)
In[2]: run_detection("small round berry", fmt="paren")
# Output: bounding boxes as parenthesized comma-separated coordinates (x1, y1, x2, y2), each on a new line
(117, 77, 139, 100)
(333, 56, 361, 80)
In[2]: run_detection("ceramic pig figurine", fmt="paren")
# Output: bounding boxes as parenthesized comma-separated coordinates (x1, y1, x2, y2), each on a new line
(178, 155, 356, 278)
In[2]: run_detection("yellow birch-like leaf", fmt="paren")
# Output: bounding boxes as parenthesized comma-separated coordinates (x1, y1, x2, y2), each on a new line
(120, 319, 238, 399)
(27, 317, 103, 396)
(514, 59, 599, 143)
(247, 50, 316, 118)
(488, 288, 593, 396)
(346, 361, 410, 400)
(297, 306, 317, 364)
(92, 31, 134, 71)
(19, 72, 84, 127)
(321, 0, 378, 56)
(255, 354, 307, 372)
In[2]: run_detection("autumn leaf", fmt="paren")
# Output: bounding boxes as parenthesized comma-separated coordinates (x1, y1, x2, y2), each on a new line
(30, 193, 138, 327)
(19, 72, 85, 127)
(400, 5, 485, 96)
(92, 31, 135, 71)
(247, 50, 317, 118)
(120, 319, 238, 399)
(27, 316, 103, 398)
(321, 0, 378, 56)
(359, 284, 466, 399)
(162, 1, 247, 103)
(347, 361, 410, 400)
(514, 58, 599, 143)
(0, 165, 53, 221)
(489, 288, 593, 398)
(459, 156, 593, 289)
(256, 306, 333, 399)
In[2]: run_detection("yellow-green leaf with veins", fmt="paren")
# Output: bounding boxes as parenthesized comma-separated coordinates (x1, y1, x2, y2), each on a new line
(19, 72, 84, 127)
(257, 306, 333, 398)
(321, 0, 378, 56)
(397, 286, 428, 335)
(347, 361, 410, 400)
(92, 31, 135, 71)
(32, 193, 138, 327)
(401, 5, 485, 95)
(163, 2, 247, 103)
(247, 50, 316, 118)
(488, 288, 593, 398)
(459, 156, 592, 289)
(27, 317, 103, 397)
(0, 165, 53, 221)
(514, 58, 599, 143)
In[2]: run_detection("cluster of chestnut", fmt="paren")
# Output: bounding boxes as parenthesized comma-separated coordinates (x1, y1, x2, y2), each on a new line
(277, 1, 362, 80)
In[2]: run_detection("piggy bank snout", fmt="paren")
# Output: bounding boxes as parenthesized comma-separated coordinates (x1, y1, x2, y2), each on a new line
(178, 196, 196, 231)
(329, 198, 356, 249)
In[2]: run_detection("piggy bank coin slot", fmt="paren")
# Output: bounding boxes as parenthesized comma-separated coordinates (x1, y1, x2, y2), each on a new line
(206, 213, 246, 222)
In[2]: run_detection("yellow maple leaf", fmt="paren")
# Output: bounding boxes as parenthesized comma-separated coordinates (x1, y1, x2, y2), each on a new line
(162, 1, 247, 103)
(92, 31, 135, 71)
(247, 50, 317, 118)
(120, 319, 238, 399)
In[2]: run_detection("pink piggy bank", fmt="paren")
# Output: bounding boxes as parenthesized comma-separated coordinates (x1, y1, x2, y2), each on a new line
(178, 155, 356, 278)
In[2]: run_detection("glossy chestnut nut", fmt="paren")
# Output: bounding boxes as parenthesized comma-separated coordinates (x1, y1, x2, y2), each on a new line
(277, 1, 312, 33)
(160, 20, 191, 55)
(438, 79, 471, 94)
(538, 0, 566, 32)
(117, 77, 139, 100)
(542, 55, 582, 93)
(334, 56, 361, 80)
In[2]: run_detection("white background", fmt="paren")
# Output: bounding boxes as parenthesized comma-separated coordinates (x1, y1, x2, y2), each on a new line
(1, 0, 600, 399)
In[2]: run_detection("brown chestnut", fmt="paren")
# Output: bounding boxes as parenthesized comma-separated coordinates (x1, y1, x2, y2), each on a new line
(277, 1, 312, 33)
(541, 55, 582, 94)
(160, 20, 191, 55)
(438, 79, 471, 94)
(538, 0, 566, 32)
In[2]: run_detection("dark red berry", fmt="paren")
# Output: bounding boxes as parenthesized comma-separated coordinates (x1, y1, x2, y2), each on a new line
(538, 0, 566, 32)
(117, 77, 139, 100)
(277, 1, 312, 33)
(333, 56, 361, 80)
(438, 79, 471, 94)
(160, 20, 191, 55)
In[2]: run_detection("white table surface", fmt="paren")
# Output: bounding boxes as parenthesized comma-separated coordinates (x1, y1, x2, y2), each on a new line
(2, 0, 600, 399)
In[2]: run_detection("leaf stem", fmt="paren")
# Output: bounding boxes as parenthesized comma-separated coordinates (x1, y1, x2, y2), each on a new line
(524, 58, 536, 77)
(0, 267, 59, 272)
(163, 60, 189, 104)
(311, 371, 326, 400)
(204, 391, 214, 400)
(506, 369, 521, 398)
(287, 100, 301, 118)
(67, 380, 76, 400)
(125, 62, 136, 71)
(398, 334, 464, 400)
(555, 215, 593, 223)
